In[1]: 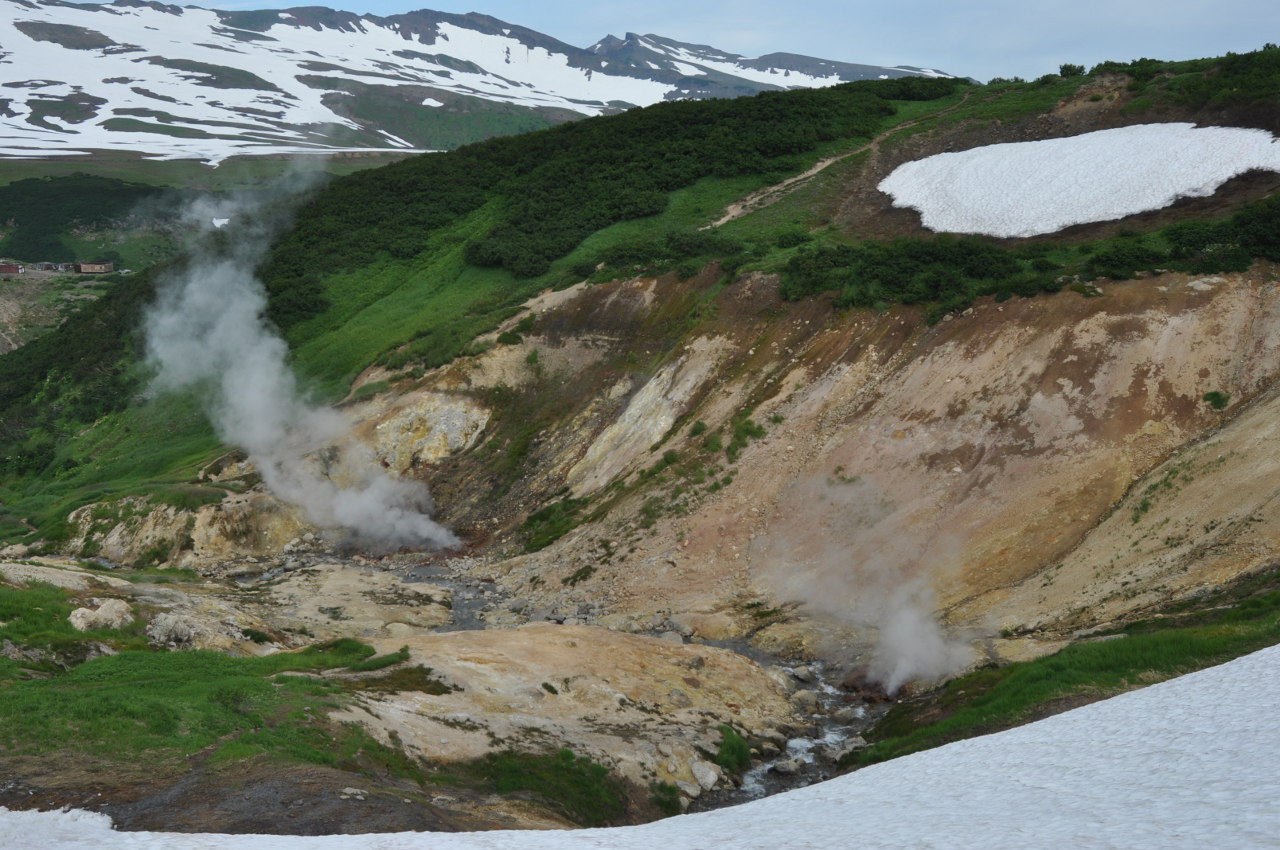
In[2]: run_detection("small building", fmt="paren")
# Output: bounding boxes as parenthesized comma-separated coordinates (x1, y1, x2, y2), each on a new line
(56, 263, 76, 272)
(0, 263, 24, 275)
(75, 261, 114, 274)
(33, 262, 57, 271)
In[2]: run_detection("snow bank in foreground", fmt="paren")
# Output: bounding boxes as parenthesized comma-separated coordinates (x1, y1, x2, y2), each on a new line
(879, 123, 1280, 237)
(4, 643, 1280, 848)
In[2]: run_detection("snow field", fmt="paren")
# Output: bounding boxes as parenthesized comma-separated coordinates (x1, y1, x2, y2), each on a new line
(879, 123, 1280, 237)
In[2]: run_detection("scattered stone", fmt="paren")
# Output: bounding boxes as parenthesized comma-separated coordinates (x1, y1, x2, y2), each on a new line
(1, 639, 49, 665)
(770, 758, 802, 776)
(657, 741, 673, 757)
(791, 664, 816, 683)
(676, 780, 701, 799)
(831, 707, 862, 724)
(69, 598, 133, 632)
(659, 631, 685, 644)
(790, 689, 821, 712)
(146, 612, 196, 647)
(690, 760, 721, 791)
(507, 598, 529, 613)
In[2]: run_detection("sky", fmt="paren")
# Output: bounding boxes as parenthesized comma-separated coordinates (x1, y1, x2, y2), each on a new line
(178, 0, 1278, 82)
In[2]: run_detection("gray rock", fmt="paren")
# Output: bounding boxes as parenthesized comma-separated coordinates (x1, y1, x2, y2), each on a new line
(770, 758, 802, 776)
(146, 612, 196, 647)
(790, 689, 821, 712)
(659, 631, 685, 644)
(791, 665, 816, 683)
(690, 760, 721, 791)
(676, 780, 701, 799)
(821, 738, 869, 764)
(69, 598, 133, 632)
(831, 707, 862, 724)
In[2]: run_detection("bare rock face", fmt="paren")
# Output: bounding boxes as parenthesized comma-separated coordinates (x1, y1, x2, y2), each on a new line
(240, 562, 452, 639)
(443, 268, 1280, 667)
(0, 560, 131, 591)
(331, 624, 802, 799)
(69, 598, 133, 631)
(367, 393, 491, 475)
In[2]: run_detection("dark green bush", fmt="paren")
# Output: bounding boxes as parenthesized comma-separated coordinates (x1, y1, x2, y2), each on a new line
(1203, 391, 1230, 410)
(714, 724, 752, 773)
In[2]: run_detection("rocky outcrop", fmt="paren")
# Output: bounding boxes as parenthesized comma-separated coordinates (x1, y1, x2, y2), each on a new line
(387, 263, 1280, 669)
(330, 624, 801, 803)
(239, 561, 452, 639)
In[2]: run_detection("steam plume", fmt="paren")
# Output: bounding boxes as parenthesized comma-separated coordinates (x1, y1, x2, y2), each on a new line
(143, 169, 456, 550)
(752, 474, 972, 693)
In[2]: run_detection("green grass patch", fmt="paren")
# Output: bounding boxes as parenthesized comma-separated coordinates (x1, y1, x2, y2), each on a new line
(0, 638, 377, 762)
(459, 749, 626, 827)
(346, 644, 410, 672)
(522, 497, 588, 553)
(0, 581, 144, 656)
(150, 484, 227, 512)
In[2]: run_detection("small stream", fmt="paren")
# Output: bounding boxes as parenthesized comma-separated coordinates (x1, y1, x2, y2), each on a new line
(693, 660, 892, 810)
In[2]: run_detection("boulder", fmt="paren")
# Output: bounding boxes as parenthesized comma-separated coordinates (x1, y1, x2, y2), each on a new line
(147, 612, 197, 647)
(676, 780, 701, 799)
(690, 760, 721, 791)
(791, 665, 816, 683)
(790, 689, 821, 712)
(770, 758, 802, 776)
(69, 598, 133, 632)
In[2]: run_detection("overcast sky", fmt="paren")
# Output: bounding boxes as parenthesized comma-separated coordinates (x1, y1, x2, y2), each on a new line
(188, 1, 1272, 82)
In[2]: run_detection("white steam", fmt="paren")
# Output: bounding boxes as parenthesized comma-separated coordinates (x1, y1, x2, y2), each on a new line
(753, 474, 972, 694)
(865, 582, 974, 694)
(144, 173, 457, 551)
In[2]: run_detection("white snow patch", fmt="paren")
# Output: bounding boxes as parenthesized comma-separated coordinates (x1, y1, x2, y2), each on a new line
(4, 644, 1280, 848)
(421, 97, 444, 108)
(879, 123, 1280, 238)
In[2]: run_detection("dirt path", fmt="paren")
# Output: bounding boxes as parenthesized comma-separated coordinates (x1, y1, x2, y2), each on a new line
(707, 92, 973, 229)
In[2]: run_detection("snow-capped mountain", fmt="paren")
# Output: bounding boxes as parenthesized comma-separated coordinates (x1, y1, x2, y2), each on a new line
(0, 1, 955, 164)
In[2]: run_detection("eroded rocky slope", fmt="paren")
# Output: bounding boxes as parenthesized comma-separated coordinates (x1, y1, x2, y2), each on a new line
(55, 259, 1280, 665)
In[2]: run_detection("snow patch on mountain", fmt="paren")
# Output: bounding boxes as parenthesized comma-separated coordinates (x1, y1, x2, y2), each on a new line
(0, 1, 952, 163)
(879, 123, 1280, 237)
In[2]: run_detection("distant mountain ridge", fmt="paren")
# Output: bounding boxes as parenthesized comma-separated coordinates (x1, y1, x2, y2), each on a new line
(0, 0, 955, 163)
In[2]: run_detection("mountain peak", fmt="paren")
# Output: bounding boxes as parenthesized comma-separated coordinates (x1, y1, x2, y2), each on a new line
(0, 0, 957, 163)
